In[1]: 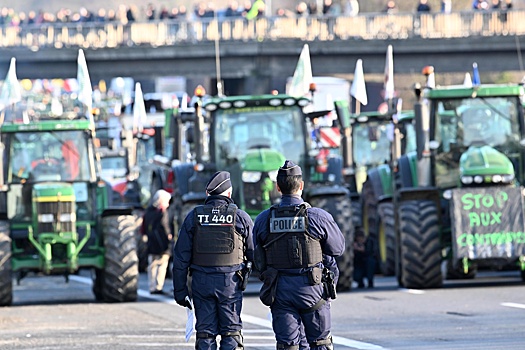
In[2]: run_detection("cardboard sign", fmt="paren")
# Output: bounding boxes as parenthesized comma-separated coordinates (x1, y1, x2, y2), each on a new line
(450, 187, 525, 260)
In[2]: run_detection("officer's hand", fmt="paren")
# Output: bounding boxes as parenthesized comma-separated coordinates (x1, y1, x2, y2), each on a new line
(176, 296, 192, 310)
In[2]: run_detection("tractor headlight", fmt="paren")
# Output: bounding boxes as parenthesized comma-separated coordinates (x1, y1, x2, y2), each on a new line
(60, 213, 76, 222)
(474, 175, 484, 184)
(268, 169, 279, 182)
(502, 174, 515, 183)
(38, 214, 54, 223)
(242, 171, 262, 183)
(461, 176, 473, 185)
(492, 175, 502, 183)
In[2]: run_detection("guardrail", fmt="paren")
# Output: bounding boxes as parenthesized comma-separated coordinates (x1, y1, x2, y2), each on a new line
(0, 10, 524, 49)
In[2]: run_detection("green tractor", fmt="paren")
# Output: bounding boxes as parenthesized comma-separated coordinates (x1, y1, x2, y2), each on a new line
(331, 100, 416, 276)
(168, 92, 355, 291)
(0, 118, 139, 306)
(393, 77, 525, 288)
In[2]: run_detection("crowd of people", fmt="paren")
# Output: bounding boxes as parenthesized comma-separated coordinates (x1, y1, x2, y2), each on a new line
(0, 0, 517, 28)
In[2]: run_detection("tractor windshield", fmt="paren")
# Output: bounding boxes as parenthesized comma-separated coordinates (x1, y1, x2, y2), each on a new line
(352, 121, 392, 167)
(212, 106, 307, 169)
(8, 130, 92, 183)
(433, 96, 521, 188)
(100, 155, 128, 181)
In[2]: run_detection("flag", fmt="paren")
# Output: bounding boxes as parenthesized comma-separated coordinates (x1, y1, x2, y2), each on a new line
(288, 44, 313, 98)
(463, 72, 473, 87)
(472, 62, 481, 86)
(0, 57, 22, 112)
(77, 49, 93, 121)
(350, 59, 368, 106)
(384, 45, 395, 100)
(133, 82, 147, 133)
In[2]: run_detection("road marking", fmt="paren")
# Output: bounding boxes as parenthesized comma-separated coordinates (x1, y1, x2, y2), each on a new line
(501, 302, 525, 309)
(399, 288, 426, 295)
(70, 275, 388, 349)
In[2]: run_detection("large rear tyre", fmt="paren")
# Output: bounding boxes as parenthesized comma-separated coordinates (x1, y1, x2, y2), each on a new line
(95, 215, 139, 302)
(351, 199, 362, 228)
(310, 194, 354, 292)
(377, 202, 396, 276)
(398, 200, 442, 289)
(362, 181, 378, 240)
(0, 221, 13, 306)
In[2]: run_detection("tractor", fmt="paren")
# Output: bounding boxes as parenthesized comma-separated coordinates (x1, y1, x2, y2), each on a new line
(166, 89, 355, 291)
(330, 100, 416, 276)
(0, 115, 139, 306)
(393, 71, 525, 288)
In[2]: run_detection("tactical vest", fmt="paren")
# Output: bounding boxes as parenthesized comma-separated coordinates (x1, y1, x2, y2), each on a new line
(192, 204, 244, 266)
(263, 203, 323, 269)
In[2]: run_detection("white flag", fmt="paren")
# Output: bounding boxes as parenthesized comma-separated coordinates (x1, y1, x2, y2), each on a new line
(384, 45, 395, 100)
(77, 49, 93, 121)
(288, 44, 313, 98)
(0, 57, 22, 112)
(133, 82, 147, 133)
(463, 72, 473, 88)
(350, 59, 368, 106)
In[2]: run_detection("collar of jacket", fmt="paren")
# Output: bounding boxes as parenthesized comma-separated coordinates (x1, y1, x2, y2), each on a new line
(204, 195, 234, 206)
(280, 194, 304, 206)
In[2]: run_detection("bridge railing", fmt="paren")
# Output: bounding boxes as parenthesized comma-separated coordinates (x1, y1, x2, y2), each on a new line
(1, 10, 524, 49)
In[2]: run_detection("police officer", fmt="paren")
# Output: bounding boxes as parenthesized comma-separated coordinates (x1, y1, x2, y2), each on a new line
(253, 160, 345, 350)
(173, 171, 254, 350)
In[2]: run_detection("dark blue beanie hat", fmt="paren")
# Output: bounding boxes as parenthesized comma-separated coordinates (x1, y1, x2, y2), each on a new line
(277, 160, 302, 177)
(206, 171, 232, 195)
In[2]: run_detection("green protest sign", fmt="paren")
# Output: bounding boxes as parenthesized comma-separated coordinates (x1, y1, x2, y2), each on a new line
(450, 187, 525, 259)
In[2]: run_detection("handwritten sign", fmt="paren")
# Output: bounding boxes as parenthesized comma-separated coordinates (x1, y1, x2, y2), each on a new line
(450, 187, 525, 259)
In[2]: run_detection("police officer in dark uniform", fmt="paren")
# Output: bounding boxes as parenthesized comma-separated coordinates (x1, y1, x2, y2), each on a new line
(253, 160, 345, 350)
(173, 171, 254, 350)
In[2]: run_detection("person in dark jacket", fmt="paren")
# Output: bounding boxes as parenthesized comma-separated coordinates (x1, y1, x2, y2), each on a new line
(353, 227, 377, 288)
(143, 189, 172, 295)
(173, 171, 254, 350)
(253, 160, 345, 350)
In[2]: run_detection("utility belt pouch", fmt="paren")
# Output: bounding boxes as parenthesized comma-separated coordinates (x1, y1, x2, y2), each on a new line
(307, 266, 322, 285)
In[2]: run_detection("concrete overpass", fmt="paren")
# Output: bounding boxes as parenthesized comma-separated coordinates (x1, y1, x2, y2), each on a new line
(1, 11, 525, 95)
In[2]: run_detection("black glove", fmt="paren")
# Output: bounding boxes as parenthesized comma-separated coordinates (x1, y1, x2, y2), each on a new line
(176, 296, 192, 310)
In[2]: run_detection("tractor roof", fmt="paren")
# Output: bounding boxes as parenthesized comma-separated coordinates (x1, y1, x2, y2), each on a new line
(0, 119, 93, 133)
(203, 94, 310, 110)
(425, 84, 524, 99)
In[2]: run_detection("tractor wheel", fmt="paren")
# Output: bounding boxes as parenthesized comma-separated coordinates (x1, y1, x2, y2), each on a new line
(98, 215, 139, 302)
(398, 200, 442, 289)
(309, 194, 354, 292)
(377, 202, 396, 276)
(0, 221, 13, 306)
(362, 180, 378, 240)
(351, 199, 362, 228)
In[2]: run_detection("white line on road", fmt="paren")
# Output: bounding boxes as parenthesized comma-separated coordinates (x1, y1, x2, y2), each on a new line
(501, 302, 525, 309)
(69, 275, 388, 349)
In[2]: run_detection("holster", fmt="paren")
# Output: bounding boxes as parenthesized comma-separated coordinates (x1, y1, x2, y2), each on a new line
(322, 268, 337, 300)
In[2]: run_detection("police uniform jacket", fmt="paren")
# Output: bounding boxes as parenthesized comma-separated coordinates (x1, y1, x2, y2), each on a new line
(173, 195, 254, 301)
(253, 194, 345, 276)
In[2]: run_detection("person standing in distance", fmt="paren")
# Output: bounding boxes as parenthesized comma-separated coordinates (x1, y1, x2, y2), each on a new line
(253, 160, 345, 350)
(143, 189, 173, 295)
(173, 171, 254, 350)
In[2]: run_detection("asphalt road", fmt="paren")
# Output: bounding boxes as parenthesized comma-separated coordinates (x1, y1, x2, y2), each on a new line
(2, 269, 525, 349)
